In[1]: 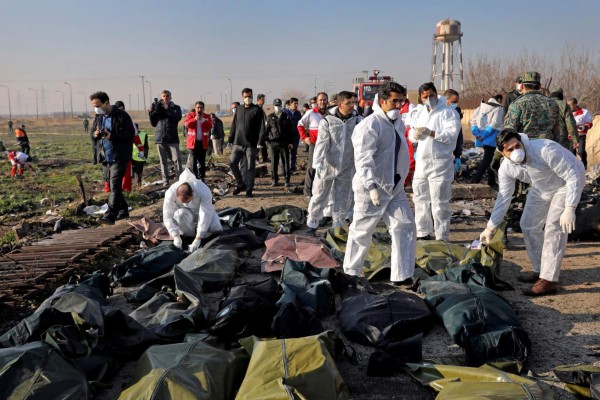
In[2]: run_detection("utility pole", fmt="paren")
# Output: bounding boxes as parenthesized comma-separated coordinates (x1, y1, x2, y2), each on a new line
(137, 95, 140, 111)
(314, 76, 320, 97)
(28, 88, 39, 119)
(139, 75, 146, 110)
(128, 94, 132, 111)
(78, 91, 88, 115)
(228, 78, 233, 103)
(146, 80, 152, 105)
(0, 84, 12, 119)
(64, 81, 74, 118)
(219, 93, 222, 111)
(56, 90, 65, 118)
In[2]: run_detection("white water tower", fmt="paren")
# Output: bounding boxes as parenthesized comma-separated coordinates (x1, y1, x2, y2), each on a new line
(431, 19, 464, 92)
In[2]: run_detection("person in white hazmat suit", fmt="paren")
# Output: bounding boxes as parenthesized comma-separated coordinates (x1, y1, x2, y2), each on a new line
(343, 82, 416, 285)
(409, 82, 461, 241)
(163, 169, 222, 252)
(480, 129, 585, 296)
(306, 91, 362, 235)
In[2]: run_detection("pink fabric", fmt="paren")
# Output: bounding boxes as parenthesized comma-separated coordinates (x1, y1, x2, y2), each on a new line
(262, 234, 339, 272)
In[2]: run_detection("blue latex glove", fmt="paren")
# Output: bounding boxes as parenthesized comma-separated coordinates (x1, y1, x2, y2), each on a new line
(454, 158, 461, 173)
(471, 126, 480, 135)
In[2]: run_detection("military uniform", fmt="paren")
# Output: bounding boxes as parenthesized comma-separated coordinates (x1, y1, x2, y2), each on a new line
(552, 97, 578, 151)
(504, 72, 560, 142)
(502, 89, 521, 115)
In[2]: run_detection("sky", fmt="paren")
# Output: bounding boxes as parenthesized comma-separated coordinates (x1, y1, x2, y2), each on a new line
(0, 0, 599, 116)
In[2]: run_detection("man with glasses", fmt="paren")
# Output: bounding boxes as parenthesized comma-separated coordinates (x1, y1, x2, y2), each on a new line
(343, 82, 416, 286)
(228, 88, 266, 198)
(149, 90, 183, 186)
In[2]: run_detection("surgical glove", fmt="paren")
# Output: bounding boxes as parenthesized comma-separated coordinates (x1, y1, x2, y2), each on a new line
(479, 227, 496, 245)
(454, 158, 461, 173)
(188, 238, 202, 252)
(172, 234, 183, 249)
(414, 127, 431, 140)
(369, 189, 381, 207)
(138, 151, 145, 159)
(559, 206, 576, 234)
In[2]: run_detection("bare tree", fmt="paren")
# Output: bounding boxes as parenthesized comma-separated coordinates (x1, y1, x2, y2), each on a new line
(281, 88, 309, 105)
(463, 45, 600, 113)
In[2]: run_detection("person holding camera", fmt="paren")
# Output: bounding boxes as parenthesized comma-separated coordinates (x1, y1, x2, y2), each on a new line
(90, 91, 135, 224)
(149, 90, 183, 186)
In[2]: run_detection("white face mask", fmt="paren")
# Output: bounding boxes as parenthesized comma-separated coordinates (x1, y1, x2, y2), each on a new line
(274, 106, 281, 113)
(425, 97, 437, 109)
(386, 109, 400, 121)
(94, 107, 105, 115)
(243, 97, 252, 106)
(510, 148, 525, 163)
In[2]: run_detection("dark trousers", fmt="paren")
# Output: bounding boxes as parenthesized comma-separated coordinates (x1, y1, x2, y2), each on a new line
(230, 145, 258, 190)
(290, 137, 299, 170)
(104, 161, 128, 217)
(19, 142, 30, 155)
(187, 141, 207, 179)
(132, 160, 145, 185)
(304, 143, 316, 197)
(471, 145, 496, 186)
(270, 142, 290, 183)
(260, 146, 269, 162)
(577, 136, 587, 168)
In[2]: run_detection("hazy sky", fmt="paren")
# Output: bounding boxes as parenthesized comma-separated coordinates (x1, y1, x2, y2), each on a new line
(1, 0, 598, 115)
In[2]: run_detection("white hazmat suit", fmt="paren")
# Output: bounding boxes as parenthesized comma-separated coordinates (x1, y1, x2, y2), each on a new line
(484, 134, 585, 282)
(409, 96, 460, 241)
(307, 107, 362, 229)
(163, 169, 222, 245)
(343, 97, 416, 282)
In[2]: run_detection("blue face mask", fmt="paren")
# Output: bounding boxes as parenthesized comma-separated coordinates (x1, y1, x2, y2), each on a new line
(449, 103, 458, 110)
(425, 97, 438, 109)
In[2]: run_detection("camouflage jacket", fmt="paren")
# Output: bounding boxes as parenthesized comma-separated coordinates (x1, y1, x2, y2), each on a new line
(504, 91, 560, 141)
(553, 98, 578, 150)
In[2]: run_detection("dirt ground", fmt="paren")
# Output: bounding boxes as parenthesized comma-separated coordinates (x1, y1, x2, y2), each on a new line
(2, 142, 599, 399)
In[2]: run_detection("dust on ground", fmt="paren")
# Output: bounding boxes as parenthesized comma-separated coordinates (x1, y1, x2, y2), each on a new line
(2, 145, 599, 399)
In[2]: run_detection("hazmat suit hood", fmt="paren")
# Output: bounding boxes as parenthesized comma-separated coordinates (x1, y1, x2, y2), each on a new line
(479, 98, 502, 115)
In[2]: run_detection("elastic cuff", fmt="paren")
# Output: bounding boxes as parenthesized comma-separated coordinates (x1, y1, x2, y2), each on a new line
(367, 183, 377, 191)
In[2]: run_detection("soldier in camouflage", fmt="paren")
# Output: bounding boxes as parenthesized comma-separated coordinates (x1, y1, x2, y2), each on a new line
(549, 87, 578, 151)
(502, 76, 522, 115)
(504, 71, 561, 142)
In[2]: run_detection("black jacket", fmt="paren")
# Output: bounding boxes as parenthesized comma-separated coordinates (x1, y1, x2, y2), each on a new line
(453, 106, 464, 158)
(210, 117, 225, 140)
(265, 112, 293, 145)
(92, 107, 135, 164)
(149, 102, 182, 144)
(228, 104, 265, 147)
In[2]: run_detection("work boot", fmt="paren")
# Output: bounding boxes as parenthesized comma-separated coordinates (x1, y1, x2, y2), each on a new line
(319, 216, 333, 227)
(245, 190, 253, 198)
(232, 185, 246, 195)
(99, 214, 116, 225)
(518, 271, 540, 283)
(306, 227, 317, 236)
(417, 235, 434, 241)
(116, 209, 129, 220)
(392, 277, 414, 287)
(522, 279, 559, 296)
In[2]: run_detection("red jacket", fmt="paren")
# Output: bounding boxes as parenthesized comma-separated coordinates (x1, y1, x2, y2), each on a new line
(298, 108, 325, 144)
(184, 111, 213, 150)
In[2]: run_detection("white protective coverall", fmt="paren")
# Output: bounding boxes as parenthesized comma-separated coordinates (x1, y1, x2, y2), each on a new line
(307, 107, 362, 228)
(409, 96, 460, 241)
(343, 97, 416, 282)
(487, 134, 585, 282)
(163, 169, 222, 238)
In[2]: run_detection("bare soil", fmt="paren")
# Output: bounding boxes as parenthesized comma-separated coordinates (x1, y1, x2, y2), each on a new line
(2, 143, 599, 399)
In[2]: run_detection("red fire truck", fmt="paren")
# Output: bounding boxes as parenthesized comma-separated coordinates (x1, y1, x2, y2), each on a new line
(352, 70, 394, 109)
